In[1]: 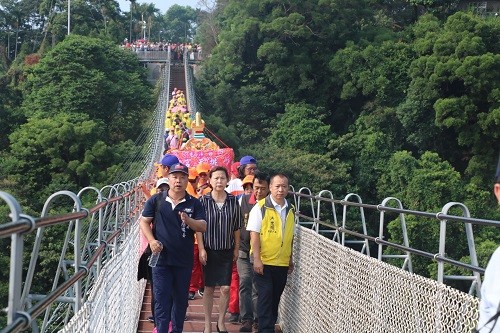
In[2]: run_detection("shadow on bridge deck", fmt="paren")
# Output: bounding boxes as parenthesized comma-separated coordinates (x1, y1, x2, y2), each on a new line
(137, 283, 245, 333)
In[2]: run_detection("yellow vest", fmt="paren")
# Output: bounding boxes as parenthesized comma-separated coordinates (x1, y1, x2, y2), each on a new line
(255, 197, 294, 266)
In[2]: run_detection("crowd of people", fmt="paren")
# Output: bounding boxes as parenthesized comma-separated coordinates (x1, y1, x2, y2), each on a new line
(122, 39, 202, 61)
(138, 154, 294, 333)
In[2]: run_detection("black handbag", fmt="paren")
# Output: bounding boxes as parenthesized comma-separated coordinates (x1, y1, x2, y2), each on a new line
(136, 191, 166, 281)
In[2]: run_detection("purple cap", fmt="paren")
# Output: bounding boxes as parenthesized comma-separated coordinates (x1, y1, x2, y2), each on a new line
(161, 154, 180, 167)
(240, 155, 257, 166)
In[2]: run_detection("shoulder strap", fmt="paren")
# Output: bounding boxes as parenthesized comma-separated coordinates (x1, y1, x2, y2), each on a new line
(151, 191, 167, 231)
(259, 199, 267, 218)
(155, 191, 167, 217)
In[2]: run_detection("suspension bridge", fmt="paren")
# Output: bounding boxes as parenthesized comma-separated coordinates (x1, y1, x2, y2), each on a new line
(1, 48, 498, 333)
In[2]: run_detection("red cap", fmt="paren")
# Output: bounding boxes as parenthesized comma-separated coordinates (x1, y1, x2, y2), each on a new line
(231, 162, 240, 177)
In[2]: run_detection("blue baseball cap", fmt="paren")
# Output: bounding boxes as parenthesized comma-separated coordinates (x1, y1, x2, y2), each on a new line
(161, 154, 179, 167)
(240, 155, 257, 166)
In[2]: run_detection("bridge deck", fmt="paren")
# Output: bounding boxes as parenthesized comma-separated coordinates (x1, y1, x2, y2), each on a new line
(137, 283, 246, 333)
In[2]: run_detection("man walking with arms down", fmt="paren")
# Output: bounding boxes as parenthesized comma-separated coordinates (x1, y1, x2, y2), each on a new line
(247, 173, 295, 333)
(238, 171, 270, 332)
(140, 163, 207, 333)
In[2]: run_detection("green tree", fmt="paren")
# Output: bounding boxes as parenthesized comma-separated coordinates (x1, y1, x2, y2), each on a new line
(21, 34, 153, 143)
(0, 77, 24, 150)
(195, 0, 226, 53)
(329, 107, 405, 202)
(248, 144, 350, 195)
(196, 0, 378, 141)
(398, 12, 500, 180)
(269, 103, 332, 155)
(380, 151, 468, 278)
(0, 34, 154, 209)
(204, 114, 242, 152)
(408, 0, 461, 17)
(378, 151, 463, 209)
(4, 114, 104, 203)
(162, 4, 197, 42)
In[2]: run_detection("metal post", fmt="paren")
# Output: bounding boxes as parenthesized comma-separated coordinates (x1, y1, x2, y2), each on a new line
(1, 192, 26, 324)
(68, 0, 71, 35)
(97, 198, 103, 275)
(437, 218, 447, 283)
(9, 233, 24, 323)
(74, 217, 82, 312)
(129, 3, 132, 42)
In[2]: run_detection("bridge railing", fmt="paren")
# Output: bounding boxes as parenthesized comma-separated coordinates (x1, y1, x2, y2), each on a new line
(290, 187, 499, 295)
(274, 187, 500, 332)
(0, 183, 145, 333)
(280, 227, 480, 333)
(184, 49, 197, 117)
(133, 50, 169, 62)
(2, 184, 492, 332)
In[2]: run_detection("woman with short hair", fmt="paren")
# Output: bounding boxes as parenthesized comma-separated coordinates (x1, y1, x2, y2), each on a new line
(197, 166, 242, 333)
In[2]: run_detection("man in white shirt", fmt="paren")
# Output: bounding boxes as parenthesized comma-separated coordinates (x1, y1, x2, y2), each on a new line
(477, 155, 500, 333)
(247, 173, 295, 333)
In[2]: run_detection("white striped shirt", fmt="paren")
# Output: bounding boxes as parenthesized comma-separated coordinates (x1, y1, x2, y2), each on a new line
(199, 192, 243, 250)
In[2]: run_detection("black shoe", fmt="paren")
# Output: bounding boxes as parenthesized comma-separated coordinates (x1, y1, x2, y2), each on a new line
(148, 315, 154, 323)
(188, 291, 195, 300)
(198, 288, 204, 297)
(228, 312, 240, 324)
(217, 323, 229, 333)
(240, 320, 253, 332)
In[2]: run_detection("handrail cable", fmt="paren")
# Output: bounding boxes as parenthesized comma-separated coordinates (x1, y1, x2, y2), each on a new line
(204, 126, 230, 148)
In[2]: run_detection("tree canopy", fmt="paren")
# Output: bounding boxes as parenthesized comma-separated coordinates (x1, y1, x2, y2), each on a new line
(0, 34, 154, 209)
(194, 1, 500, 280)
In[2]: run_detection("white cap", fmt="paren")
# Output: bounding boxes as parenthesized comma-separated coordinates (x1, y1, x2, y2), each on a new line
(155, 178, 169, 188)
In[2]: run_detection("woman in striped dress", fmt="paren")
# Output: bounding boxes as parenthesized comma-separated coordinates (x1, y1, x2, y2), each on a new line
(197, 166, 243, 333)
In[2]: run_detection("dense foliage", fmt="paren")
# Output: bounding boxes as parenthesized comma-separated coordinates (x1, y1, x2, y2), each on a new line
(0, 35, 154, 210)
(194, 0, 500, 280)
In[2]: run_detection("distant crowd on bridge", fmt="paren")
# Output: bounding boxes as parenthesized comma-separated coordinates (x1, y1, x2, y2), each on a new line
(122, 39, 202, 61)
(164, 88, 193, 151)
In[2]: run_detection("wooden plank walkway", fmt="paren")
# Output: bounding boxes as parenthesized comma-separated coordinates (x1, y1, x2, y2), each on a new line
(137, 282, 245, 333)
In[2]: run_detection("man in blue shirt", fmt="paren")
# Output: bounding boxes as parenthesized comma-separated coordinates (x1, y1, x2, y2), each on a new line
(140, 163, 207, 333)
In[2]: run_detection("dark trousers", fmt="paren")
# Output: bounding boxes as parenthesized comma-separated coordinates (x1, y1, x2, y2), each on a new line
(254, 265, 288, 333)
(237, 257, 258, 322)
(147, 266, 155, 320)
(152, 265, 192, 333)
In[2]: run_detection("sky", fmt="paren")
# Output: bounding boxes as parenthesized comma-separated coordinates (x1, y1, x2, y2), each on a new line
(116, 0, 201, 14)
